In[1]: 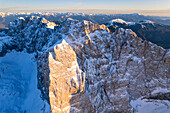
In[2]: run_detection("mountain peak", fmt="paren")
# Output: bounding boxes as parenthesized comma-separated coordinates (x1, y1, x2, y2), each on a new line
(0, 16, 169, 113)
(139, 20, 155, 25)
(109, 18, 127, 25)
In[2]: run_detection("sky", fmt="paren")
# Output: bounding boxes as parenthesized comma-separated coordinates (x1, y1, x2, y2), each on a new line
(0, 0, 170, 16)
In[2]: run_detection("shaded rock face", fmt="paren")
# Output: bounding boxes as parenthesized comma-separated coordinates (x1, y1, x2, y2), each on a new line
(8, 16, 54, 53)
(37, 18, 170, 113)
(0, 16, 56, 56)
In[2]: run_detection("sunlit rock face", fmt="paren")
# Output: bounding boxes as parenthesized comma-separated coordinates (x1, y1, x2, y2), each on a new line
(38, 40, 94, 113)
(3, 17, 167, 113)
(38, 18, 169, 113)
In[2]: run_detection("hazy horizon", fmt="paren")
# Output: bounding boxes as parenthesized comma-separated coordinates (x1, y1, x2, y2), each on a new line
(0, 0, 170, 17)
(0, 8, 170, 17)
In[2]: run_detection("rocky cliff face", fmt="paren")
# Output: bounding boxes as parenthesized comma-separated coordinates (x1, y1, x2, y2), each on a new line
(0, 17, 169, 113)
(0, 16, 57, 56)
(37, 18, 170, 112)
(39, 40, 93, 112)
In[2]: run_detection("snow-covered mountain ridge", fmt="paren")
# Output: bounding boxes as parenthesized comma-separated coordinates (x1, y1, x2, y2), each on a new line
(0, 16, 170, 113)
(0, 16, 109, 56)
(107, 18, 170, 49)
(108, 18, 155, 26)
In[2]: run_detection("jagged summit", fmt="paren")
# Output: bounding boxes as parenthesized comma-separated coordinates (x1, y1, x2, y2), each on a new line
(0, 16, 162, 57)
(107, 18, 170, 49)
(9, 16, 57, 30)
(109, 18, 156, 26)
(109, 18, 127, 25)
(0, 16, 169, 113)
(0, 17, 111, 56)
(36, 17, 169, 112)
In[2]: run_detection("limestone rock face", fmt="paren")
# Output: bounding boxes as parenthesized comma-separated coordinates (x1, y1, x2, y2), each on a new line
(38, 18, 170, 113)
(2, 17, 169, 112)
(38, 40, 93, 113)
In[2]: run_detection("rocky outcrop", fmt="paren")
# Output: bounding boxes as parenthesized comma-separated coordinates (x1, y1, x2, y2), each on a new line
(1, 17, 169, 112)
(107, 19, 170, 49)
(0, 17, 110, 57)
(0, 16, 56, 55)
(37, 18, 170, 112)
(37, 40, 94, 113)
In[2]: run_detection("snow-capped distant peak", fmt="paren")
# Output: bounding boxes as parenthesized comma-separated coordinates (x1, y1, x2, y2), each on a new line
(127, 22, 136, 26)
(110, 19, 127, 24)
(109, 19, 137, 26)
(139, 20, 155, 25)
(108, 19, 155, 27)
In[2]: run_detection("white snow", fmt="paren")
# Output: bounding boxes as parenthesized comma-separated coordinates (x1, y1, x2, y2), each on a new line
(152, 88, 170, 94)
(109, 19, 127, 25)
(130, 98, 170, 113)
(108, 19, 155, 26)
(140, 20, 155, 25)
(0, 51, 50, 113)
(132, 56, 142, 64)
(0, 36, 12, 52)
(127, 22, 136, 26)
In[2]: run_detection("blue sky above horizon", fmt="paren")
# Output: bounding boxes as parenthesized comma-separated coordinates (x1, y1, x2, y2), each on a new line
(0, 0, 170, 16)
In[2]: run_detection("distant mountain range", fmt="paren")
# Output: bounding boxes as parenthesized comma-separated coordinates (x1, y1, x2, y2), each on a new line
(106, 19, 170, 49)
(0, 12, 170, 29)
(0, 12, 170, 49)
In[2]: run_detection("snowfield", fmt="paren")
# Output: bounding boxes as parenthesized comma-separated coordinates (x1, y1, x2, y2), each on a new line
(130, 98, 170, 113)
(0, 51, 50, 113)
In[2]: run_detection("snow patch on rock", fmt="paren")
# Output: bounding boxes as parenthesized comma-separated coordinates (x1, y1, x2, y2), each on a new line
(0, 51, 50, 113)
